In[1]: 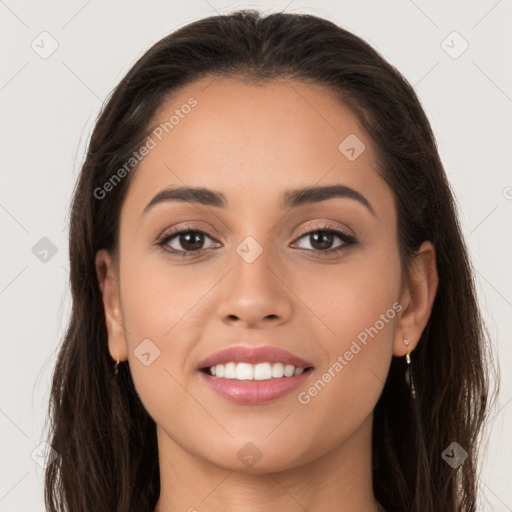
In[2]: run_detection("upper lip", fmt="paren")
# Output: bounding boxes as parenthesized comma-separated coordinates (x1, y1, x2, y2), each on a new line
(197, 345, 314, 370)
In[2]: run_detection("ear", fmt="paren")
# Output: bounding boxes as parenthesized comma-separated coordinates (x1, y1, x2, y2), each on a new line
(95, 249, 128, 362)
(393, 241, 439, 357)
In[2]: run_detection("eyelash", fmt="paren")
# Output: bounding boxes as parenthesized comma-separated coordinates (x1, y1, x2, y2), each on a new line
(155, 222, 357, 258)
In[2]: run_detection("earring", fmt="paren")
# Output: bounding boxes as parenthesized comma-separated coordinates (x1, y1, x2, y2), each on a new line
(403, 338, 411, 347)
(114, 358, 120, 378)
(405, 351, 416, 399)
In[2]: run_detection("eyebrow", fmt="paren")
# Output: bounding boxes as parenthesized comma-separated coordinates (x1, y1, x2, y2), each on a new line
(143, 184, 375, 216)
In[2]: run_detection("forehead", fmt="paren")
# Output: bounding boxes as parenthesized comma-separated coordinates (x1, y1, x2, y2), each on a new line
(123, 77, 390, 215)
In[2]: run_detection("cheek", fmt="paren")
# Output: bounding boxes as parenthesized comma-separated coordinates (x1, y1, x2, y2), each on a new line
(117, 254, 210, 410)
(298, 242, 401, 349)
(119, 252, 212, 343)
(295, 247, 401, 421)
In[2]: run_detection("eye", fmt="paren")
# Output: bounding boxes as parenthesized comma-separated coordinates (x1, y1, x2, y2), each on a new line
(291, 223, 357, 255)
(156, 222, 357, 258)
(156, 226, 220, 257)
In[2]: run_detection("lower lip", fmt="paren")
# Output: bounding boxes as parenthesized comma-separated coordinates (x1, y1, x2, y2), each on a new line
(199, 370, 313, 405)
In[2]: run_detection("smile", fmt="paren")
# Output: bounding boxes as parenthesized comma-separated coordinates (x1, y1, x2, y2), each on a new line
(202, 361, 312, 380)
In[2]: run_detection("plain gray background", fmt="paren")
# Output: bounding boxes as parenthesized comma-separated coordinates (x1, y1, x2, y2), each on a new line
(1, 1, 511, 510)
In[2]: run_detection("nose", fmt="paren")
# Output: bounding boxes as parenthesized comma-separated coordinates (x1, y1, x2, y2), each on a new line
(216, 245, 293, 329)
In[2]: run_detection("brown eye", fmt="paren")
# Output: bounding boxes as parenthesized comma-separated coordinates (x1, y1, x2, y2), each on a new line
(157, 228, 219, 256)
(306, 231, 337, 251)
(174, 232, 205, 251)
(291, 225, 356, 255)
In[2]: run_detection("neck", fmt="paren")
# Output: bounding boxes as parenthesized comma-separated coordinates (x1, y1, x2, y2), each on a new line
(154, 414, 382, 512)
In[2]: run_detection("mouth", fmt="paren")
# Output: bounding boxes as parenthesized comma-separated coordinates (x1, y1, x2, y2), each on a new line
(197, 345, 315, 404)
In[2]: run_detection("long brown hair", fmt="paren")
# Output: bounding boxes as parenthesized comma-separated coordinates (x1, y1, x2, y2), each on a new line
(44, 10, 494, 511)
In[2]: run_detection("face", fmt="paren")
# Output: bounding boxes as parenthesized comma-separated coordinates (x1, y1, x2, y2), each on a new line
(100, 77, 408, 473)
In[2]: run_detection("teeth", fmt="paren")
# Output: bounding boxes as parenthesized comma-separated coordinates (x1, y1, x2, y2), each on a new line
(272, 362, 284, 378)
(208, 362, 307, 380)
(236, 363, 253, 380)
(254, 362, 272, 380)
(225, 362, 237, 379)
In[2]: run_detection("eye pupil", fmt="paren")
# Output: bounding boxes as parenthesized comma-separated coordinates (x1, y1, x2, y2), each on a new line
(310, 231, 334, 250)
(180, 232, 204, 251)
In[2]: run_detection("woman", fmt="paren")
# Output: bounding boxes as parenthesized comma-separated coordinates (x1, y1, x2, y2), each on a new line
(44, 9, 492, 512)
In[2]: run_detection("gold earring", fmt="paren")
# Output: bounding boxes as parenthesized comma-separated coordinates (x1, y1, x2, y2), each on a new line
(405, 351, 416, 399)
(114, 358, 120, 378)
(404, 338, 411, 347)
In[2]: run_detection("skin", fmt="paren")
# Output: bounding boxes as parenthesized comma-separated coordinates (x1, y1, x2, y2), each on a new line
(96, 77, 438, 512)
